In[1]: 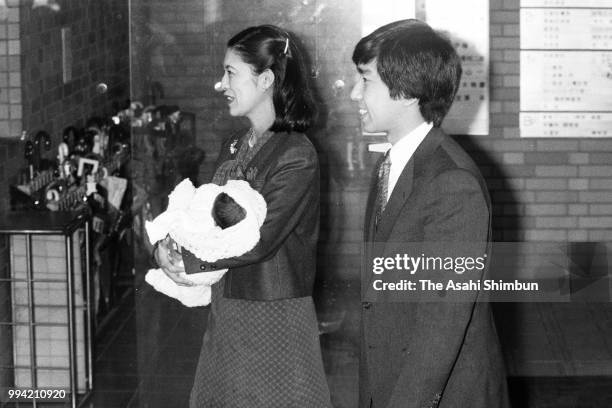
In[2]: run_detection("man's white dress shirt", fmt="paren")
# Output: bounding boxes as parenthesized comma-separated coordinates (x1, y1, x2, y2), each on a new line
(385, 121, 433, 201)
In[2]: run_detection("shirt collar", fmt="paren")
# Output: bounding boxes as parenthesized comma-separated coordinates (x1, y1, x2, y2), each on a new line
(388, 121, 433, 167)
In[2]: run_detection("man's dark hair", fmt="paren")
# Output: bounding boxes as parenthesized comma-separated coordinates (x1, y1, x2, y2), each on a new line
(352, 19, 462, 127)
(212, 192, 246, 229)
(228, 25, 317, 133)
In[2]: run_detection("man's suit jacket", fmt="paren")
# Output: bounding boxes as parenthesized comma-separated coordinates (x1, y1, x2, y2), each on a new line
(182, 131, 320, 301)
(360, 127, 509, 408)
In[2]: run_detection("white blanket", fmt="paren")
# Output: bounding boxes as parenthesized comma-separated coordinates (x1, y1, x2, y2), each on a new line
(145, 179, 266, 307)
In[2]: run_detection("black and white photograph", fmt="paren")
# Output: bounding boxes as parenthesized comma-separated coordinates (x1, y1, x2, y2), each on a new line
(0, 0, 612, 407)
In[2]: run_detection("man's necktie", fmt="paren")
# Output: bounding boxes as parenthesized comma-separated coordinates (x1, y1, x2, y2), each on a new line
(374, 150, 391, 229)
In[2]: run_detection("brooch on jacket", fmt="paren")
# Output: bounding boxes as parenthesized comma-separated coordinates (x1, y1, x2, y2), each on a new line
(229, 138, 239, 156)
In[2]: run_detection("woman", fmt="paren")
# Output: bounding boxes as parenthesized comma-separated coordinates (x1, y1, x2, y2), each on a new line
(155, 25, 332, 407)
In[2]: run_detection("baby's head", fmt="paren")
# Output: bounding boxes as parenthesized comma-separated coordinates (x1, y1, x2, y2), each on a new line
(212, 192, 246, 229)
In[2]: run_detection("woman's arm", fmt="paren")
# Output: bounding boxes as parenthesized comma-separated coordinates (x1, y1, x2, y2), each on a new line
(182, 139, 318, 274)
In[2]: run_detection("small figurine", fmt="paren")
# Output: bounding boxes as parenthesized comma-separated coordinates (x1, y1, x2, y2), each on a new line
(32, 130, 51, 173)
(86, 174, 98, 196)
(24, 140, 34, 180)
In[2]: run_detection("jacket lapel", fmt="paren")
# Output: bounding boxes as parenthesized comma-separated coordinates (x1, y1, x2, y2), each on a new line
(373, 127, 445, 242)
(244, 132, 285, 173)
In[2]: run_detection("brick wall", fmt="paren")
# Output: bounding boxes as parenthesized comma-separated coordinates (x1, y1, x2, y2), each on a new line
(0, 1, 22, 209)
(0, 2, 21, 141)
(20, 0, 129, 139)
(478, 0, 612, 244)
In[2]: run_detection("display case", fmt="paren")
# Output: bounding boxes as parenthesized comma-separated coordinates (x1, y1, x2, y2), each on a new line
(0, 211, 93, 408)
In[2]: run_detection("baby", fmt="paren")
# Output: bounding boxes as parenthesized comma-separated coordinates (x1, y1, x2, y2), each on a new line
(145, 178, 266, 307)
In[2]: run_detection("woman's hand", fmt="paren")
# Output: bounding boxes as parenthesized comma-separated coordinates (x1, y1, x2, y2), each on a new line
(154, 238, 195, 287)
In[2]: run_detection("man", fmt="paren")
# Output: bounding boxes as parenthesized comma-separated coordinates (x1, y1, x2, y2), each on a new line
(351, 20, 509, 407)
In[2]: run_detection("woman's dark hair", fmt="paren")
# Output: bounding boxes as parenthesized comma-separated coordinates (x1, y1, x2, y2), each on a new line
(212, 192, 246, 229)
(227, 25, 316, 133)
(352, 19, 462, 127)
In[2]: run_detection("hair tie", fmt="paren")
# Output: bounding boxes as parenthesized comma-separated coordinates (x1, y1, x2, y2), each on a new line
(283, 37, 289, 55)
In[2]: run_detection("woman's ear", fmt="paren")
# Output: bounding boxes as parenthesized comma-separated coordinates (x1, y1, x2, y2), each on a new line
(258, 69, 275, 91)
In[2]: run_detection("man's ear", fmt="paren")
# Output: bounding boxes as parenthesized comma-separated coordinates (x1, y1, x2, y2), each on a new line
(258, 69, 275, 91)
